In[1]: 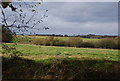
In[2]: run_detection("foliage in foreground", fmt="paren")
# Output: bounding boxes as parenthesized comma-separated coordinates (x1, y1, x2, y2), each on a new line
(2, 57, 120, 80)
(2, 44, 23, 57)
(2, 26, 13, 43)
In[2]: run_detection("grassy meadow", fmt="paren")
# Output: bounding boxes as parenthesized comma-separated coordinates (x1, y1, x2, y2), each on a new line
(2, 43, 119, 61)
(2, 35, 120, 80)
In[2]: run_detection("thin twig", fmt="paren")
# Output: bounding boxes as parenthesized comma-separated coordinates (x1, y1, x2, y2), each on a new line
(0, 6, 8, 27)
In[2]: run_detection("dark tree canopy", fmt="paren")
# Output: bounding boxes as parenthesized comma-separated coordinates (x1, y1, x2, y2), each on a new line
(2, 26, 13, 42)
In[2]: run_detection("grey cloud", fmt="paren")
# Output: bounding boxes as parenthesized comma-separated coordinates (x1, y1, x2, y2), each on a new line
(44, 2, 118, 23)
(2, 2, 118, 35)
(38, 2, 117, 35)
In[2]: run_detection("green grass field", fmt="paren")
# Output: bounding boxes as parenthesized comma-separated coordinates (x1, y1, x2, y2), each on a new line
(2, 43, 119, 61)
(2, 42, 120, 80)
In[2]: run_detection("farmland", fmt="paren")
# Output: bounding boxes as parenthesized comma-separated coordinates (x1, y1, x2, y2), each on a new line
(2, 35, 120, 80)
(2, 43, 119, 61)
(1, 1, 120, 80)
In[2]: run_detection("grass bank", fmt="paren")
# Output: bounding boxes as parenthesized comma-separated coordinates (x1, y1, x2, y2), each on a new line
(2, 57, 120, 80)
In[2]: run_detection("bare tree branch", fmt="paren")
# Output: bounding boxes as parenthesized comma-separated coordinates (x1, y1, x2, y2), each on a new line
(0, 2, 49, 35)
(0, 6, 8, 27)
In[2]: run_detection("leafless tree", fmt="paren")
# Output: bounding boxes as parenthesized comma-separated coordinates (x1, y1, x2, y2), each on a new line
(0, 1, 48, 35)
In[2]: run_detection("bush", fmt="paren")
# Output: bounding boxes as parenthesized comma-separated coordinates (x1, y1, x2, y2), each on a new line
(97, 38, 118, 49)
(81, 41, 95, 48)
(45, 36, 54, 46)
(12, 36, 32, 44)
(31, 38, 46, 45)
(2, 44, 23, 57)
(65, 37, 83, 47)
(31, 37, 55, 46)
(2, 26, 13, 43)
(113, 37, 119, 49)
(53, 38, 65, 46)
(3, 57, 120, 80)
(28, 36, 120, 49)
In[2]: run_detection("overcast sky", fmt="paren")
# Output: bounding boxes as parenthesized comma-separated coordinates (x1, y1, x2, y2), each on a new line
(35, 2, 118, 35)
(1, 2, 118, 35)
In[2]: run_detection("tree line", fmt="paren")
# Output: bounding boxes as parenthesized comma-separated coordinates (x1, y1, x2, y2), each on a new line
(12, 36, 120, 49)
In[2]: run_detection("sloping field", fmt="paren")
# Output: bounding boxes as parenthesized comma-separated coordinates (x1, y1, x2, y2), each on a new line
(2, 43, 120, 80)
(2, 43, 119, 61)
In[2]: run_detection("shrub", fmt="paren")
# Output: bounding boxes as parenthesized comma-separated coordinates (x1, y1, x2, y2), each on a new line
(2, 26, 13, 43)
(114, 37, 119, 49)
(31, 38, 46, 45)
(29, 36, 120, 49)
(12, 36, 32, 44)
(65, 37, 83, 47)
(2, 44, 23, 57)
(53, 39, 65, 46)
(45, 36, 54, 46)
(81, 41, 95, 48)
(31, 37, 55, 46)
(97, 38, 118, 49)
